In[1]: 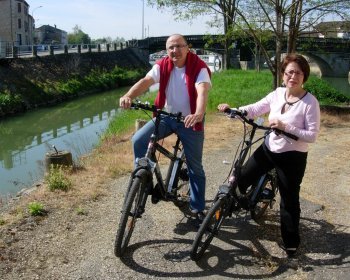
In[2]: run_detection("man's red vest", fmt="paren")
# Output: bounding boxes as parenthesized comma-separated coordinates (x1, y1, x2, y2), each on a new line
(154, 51, 211, 131)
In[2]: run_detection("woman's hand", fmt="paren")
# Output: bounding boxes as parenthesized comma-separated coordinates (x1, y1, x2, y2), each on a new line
(217, 103, 231, 112)
(269, 118, 286, 131)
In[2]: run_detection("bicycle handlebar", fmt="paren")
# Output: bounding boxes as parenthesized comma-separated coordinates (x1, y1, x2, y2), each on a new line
(131, 101, 184, 122)
(224, 108, 299, 141)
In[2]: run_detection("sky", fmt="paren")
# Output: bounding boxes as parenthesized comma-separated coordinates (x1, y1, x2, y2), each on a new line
(26, 0, 220, 40)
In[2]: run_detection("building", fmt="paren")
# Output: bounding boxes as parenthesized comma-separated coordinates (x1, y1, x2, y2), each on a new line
(34, 24, 68, 45)
(314, 21, 350, 39)
(0, 0, 34, 46)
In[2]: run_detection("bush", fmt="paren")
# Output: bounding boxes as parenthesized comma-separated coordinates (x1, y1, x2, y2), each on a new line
(46, 165, 72, 191)
(28, 202, 46, 216)
(304, 77, 350, 105)
(0, 91, 24, 114)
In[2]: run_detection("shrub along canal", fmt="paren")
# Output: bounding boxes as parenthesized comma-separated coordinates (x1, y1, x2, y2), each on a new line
(0, 88, 126, 198)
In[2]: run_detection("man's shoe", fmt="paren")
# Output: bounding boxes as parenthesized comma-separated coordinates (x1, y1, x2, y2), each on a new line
(193, 211, 205, 228)
(189, 208, 205, 228)
(196, 211, 205, 222)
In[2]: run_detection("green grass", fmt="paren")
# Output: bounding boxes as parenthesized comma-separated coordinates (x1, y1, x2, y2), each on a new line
(207, 69, 273, 111)
(45, 165, 72, 192)
(104, 92, 156, 137)
(105, 69, 349, 136)
(28, 202, 46, 216)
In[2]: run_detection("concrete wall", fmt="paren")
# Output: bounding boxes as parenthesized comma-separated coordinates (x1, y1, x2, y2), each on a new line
(0, 48, 150, 87)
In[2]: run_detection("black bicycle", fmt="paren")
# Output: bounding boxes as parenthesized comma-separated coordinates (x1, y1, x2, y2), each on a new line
(190, 108, 298, 261)
(114, 101, 190, 257)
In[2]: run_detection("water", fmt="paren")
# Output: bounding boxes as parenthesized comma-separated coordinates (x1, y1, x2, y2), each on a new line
(0, 88, 126, 197)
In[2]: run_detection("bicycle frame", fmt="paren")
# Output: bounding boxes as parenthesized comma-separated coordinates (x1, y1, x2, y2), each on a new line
(190, 109, 299, 261)
(130, 102, 187, 202)
(217, 113, 269, 200)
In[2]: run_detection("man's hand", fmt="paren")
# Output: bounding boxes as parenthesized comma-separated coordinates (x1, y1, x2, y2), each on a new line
(119, 96, 132, 109)
(184, 113, 204, 128)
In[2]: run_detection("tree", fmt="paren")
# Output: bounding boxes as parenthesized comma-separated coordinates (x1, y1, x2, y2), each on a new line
(148, 0, 350, 87)
(67, 25, 91, 44)
(236, 0, 350, 86)
(148, 0, 239, 69)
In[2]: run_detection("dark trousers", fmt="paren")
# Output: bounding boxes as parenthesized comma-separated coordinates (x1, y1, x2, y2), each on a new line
(238, 143, 308, 249)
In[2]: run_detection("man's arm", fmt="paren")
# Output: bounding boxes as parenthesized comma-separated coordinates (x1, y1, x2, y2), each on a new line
(184, 82, 210, 128)
(119, 75, 155, 108)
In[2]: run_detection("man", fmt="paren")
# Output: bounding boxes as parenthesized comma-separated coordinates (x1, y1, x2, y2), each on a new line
(119, 34, 211, 224)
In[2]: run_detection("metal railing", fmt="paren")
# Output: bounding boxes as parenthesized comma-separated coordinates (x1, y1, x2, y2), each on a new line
(1, 42, 130, 58)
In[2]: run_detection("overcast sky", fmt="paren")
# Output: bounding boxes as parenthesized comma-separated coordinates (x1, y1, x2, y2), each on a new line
(27, 0, 219, 40)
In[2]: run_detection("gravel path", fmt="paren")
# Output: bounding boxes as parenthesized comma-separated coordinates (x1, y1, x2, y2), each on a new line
(1, 115, 350, 280)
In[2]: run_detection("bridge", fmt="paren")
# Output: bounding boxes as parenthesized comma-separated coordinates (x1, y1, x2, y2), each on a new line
(130, 35, 350, 77)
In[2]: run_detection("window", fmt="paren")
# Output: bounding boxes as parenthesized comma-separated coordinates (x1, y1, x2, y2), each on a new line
(18, 3, 21, 13)
(18, 18, 22, 29)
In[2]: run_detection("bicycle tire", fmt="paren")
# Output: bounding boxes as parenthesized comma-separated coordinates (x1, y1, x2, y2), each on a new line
(250, 171, 277, 223)
(114, 170, 149, 257)
(172, 162, 190, 210)
(190, 197, 229, 261)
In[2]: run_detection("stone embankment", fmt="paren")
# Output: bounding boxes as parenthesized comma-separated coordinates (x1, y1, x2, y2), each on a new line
(0, 48, 150, 118)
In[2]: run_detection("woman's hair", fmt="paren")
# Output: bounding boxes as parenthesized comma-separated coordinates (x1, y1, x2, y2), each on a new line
(281, 54, 310, 83)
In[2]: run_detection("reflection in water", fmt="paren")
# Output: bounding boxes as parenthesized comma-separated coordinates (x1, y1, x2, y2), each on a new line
(1, 110, 117, 170)
(0, 88, 125, 196)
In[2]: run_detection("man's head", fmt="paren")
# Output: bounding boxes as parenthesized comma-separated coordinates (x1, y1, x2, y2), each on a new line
(166, 34, 189, 68)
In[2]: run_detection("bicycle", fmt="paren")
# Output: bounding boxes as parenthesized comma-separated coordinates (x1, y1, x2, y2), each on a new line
(114, 101, 190, 257)
(190, 108, 298, 261)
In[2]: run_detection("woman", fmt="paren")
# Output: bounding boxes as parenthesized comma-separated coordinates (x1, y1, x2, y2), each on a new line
(218, 54, 320, 257)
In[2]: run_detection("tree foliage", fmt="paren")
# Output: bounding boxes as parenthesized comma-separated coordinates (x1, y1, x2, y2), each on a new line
(148, 0, 350, 87)
(67, 25, 91, 44)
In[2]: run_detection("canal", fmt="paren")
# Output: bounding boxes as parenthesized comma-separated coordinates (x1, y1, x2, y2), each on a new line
(0, 88, 125, 198)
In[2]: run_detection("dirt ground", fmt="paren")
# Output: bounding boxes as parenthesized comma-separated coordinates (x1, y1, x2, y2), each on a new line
(0, 111, 350, 280)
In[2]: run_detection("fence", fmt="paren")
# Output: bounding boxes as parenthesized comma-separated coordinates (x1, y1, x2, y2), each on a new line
(0, 42, 133, 58)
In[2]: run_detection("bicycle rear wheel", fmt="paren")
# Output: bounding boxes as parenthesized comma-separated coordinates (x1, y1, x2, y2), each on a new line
(250, 171, 278, 223)
(190, 197, 229, 261)
(114, 170, 149, 257)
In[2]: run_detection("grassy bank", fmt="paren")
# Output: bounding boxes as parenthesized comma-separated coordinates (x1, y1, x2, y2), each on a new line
(106, 69, 350, 136)
(0, 66, 146, 118)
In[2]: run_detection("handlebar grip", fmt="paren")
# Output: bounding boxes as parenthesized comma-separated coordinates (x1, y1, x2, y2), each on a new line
(224, 108, 247, 117)
(274, 129, 299, 141)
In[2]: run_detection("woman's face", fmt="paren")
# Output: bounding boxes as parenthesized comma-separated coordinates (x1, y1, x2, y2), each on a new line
(282, 62, 304, 89)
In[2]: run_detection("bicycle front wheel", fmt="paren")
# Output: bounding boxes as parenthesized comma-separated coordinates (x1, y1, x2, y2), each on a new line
(114, 170, 149, 257)
(190, 197, 230, 261)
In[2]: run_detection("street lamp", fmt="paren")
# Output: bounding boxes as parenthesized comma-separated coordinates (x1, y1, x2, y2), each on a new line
(31, 6, 42, 45)
(141, 0, 144, 39)
(31, 5, 43, 19)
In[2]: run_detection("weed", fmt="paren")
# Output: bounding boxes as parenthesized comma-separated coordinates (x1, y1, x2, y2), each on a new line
(0, 217, 5, 225)
(28, 202, 46, 216)
(76, 206, 87, 215)
(46, 165, 72, 191)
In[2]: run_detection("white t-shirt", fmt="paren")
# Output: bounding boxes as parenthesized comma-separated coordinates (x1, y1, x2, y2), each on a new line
(147, 64, 211, 116)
